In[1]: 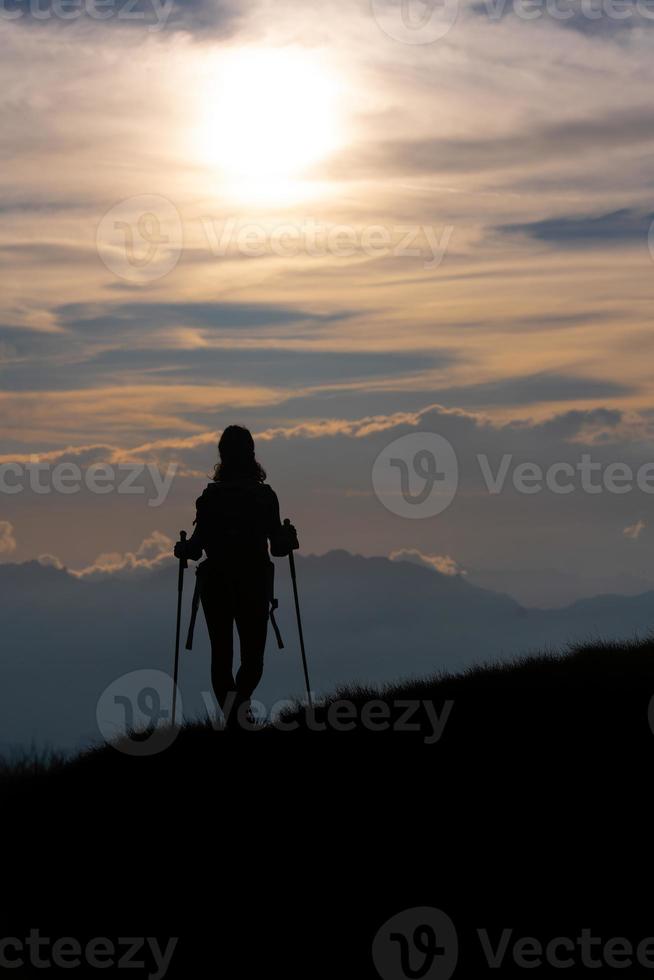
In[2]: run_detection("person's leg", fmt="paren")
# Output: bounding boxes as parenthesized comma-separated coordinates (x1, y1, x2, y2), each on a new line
(200, 580, 236, 714)
(233, 569, 269, 718)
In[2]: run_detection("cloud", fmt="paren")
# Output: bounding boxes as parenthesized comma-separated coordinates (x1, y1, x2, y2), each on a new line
(335, 109, 654, 178)
(390, 548, 466, 577)
(4, 399, 654, 606)
(528, 407, 627, 442)
(38, 553, 64, 569)
(0, 383, 287, 447)
(0, 401, 646, 474)
(9, 0, 247, 36)
(40, 531, 174, 579)
(430, 373, 633, 409)
(56, 301, 355, 337)
(76, 530, 174, 578)
(470, 0, 654, 35)
(0, 521, 17, 556)
(624, 519, 646, 540)
(498, 209, 654, 246)
(1, 342, 444, 394)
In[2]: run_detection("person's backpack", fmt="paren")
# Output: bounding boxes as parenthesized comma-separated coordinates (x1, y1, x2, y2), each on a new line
(196, 480, 276, 561)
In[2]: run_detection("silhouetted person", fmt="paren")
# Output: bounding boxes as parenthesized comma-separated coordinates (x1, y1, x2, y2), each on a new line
(174, 426, 297, 729)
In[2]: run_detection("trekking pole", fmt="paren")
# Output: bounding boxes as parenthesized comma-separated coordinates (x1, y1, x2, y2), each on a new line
(284, 519, 313, 708)
(172, 530, 187, 727)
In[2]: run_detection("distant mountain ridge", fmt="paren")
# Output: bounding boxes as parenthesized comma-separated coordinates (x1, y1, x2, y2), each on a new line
(0, 550, 653, 752)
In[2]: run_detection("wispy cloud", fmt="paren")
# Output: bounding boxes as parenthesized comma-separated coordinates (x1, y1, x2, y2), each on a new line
(0, 521, 17, 556)
(498, 209, 654, 245)
(390, 548, 466, 577)
(40, 530, 173, 578)
(624, 519, 646, 540)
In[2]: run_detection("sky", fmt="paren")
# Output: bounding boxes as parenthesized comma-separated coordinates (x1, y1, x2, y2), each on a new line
(2, 0, 654, 606)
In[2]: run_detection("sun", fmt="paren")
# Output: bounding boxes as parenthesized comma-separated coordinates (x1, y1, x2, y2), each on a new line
(196, 47, 343, 201)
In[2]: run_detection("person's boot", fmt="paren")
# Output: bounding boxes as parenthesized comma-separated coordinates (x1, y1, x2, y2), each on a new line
(220, 691, 240, 731)
(225, 697, 255, 731)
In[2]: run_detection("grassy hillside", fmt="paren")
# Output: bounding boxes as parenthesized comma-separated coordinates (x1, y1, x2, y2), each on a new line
(3, 637, 652, 978)
(5, 635, 653, 795)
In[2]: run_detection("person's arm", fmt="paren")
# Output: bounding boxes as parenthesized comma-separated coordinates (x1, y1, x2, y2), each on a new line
(174, 497, 205, 561)
(268, 489, 298, 557)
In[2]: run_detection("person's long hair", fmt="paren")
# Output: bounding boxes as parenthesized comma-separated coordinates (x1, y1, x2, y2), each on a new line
(212, 425, 266, 483)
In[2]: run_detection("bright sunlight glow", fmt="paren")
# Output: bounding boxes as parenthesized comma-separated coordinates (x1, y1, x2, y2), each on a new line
(196, 47, 343, 201)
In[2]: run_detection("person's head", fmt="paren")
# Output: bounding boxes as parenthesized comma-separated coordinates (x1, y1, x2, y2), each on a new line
(213, 425, 266, 483)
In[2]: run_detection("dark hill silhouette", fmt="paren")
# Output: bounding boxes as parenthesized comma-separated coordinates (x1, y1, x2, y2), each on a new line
(4, 635, 652, 792)
(3, 637, 652, 977)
